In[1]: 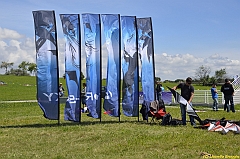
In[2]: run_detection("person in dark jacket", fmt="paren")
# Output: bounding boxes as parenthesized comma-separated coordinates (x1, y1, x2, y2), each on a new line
(221, 78, 235, 112)
(172, 77, 196, 126)
(156, 81, 163, 102)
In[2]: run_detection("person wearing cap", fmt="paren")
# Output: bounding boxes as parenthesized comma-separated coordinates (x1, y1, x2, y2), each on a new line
(59, 83, 65, 97)
(172, 77, 196, 126)
(221, 78, 235, 112)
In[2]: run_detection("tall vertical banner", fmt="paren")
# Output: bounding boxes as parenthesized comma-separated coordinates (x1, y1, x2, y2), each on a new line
(82, 14, 101, 119)
(60, 14, 81, 122)
(137, 18, 155, 102)
(121, 16, 139, 117)
(32, 10, 59, 120)
(101, 14, 121, 117)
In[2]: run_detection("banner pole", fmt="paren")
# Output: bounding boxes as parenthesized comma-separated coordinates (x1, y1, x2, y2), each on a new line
(118, 14, 121, 123)
(78, 14, 82, 124)
(99, 14, 102, 122)
(52, 10, 60, 125)
(150, 17, 156, 102)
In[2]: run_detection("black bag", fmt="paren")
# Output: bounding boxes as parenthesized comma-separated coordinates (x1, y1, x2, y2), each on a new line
(170, 118, 183, 125)
(161, 113, 172, 125)
(140, 103, 148, 120)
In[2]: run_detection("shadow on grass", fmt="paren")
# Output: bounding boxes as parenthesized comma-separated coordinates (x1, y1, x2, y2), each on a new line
(0, 119, 146, 129)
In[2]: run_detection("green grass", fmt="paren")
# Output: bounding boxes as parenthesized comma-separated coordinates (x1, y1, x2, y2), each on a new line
(1, 75, 219, 101)
(0, 102, 240, 159)
(0, 75, 240, 158)
(0, 75, 68, 101)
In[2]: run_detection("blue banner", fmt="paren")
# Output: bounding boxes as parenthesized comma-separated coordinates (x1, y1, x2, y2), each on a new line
(121, 16, 139, 117)
(60, 14, 81, 122)
(162, 92, 172, 105)
(137, 18, 155, 102)
(82, 14, 101, 119)
(101, 14, 120, 117)
(33, 10, 59, 120)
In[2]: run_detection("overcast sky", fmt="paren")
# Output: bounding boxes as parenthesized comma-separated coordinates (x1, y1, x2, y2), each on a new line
(0, 0, 239, 81)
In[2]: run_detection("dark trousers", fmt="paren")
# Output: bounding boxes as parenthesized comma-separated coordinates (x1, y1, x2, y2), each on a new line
(224, 95, 235, 112)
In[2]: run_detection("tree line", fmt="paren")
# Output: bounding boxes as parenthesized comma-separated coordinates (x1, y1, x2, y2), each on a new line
(157, 65, 234, 86)
(0, 61, 85, 79)
(1, 62, 235, 85)
(193, 65, 229, 85)
(0, 61, 36, 76)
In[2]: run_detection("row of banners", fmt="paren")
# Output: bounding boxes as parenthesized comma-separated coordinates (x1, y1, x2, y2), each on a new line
(32, 10, 155, 122)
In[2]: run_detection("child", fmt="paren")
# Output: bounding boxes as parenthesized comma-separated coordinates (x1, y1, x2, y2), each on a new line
(211, 83, 218, 111)
(81, 83, 87, 108)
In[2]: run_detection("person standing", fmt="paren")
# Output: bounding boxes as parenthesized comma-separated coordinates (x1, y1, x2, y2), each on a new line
(81, 83, 87, 108)
(59, 83, 64, 97)
(221, 78, 235, 113)
(156, 81, 163, 102)
(211, 83, 218, 111)
(172, 77, 196, 126)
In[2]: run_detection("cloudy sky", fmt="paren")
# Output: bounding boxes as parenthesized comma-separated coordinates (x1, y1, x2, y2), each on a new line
(0, 0, 240, 81)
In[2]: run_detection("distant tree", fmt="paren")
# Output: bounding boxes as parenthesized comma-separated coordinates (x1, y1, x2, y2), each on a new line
(209, 76, 217, 84)
(8, 68, 23, 76)
(195, 65, 211, 86)
(163, 80, 170, 83)
(18, 61, 30, 76)
(174, 79, 184, 83)
(28, 63, 37, 76)
(0, 61, 14, 74)
(215, 68, 227, 83)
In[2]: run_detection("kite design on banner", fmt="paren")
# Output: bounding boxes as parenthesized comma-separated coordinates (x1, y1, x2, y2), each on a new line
(82, 13, 101, 118)
(60, 14, 81, 122)
(101, 14, 121, 117)
(167, 86, 202, 124)
(32, 10, 59, 120)
(121, 16, 139, 117)
(137, 17, 155, 102)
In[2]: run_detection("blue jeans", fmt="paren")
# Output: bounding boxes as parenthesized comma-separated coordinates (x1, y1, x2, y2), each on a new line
(224, 95, 235, 112)
(180, 103, 195, 126)
(212, 98, 218, 111)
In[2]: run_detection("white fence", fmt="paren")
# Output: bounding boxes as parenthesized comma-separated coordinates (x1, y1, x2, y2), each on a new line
(172, 90, 240, 106)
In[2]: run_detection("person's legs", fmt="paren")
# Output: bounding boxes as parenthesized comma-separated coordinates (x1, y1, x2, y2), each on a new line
(215, 98, 219, 111)
(224, 96, 230, 112)
(180, 104, 186, 125)
(213, 98, 218, 111)
(188, 103, 196, 126)
(159, 93, 162, 101)
(212, 98, 216, 111)
(189, 116, 196, 126)
(229, 96, 235, 112)
(82, 96, 86, 108)
(156, 92, 161, 102)
(59, 92, 64, 97)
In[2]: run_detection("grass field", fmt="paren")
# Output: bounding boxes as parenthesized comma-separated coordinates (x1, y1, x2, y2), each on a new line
(0, 102, 240, 159)
(0, 75, 221, 101)
(0, 75, 240, 158)
(0, 75, 67, 101)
